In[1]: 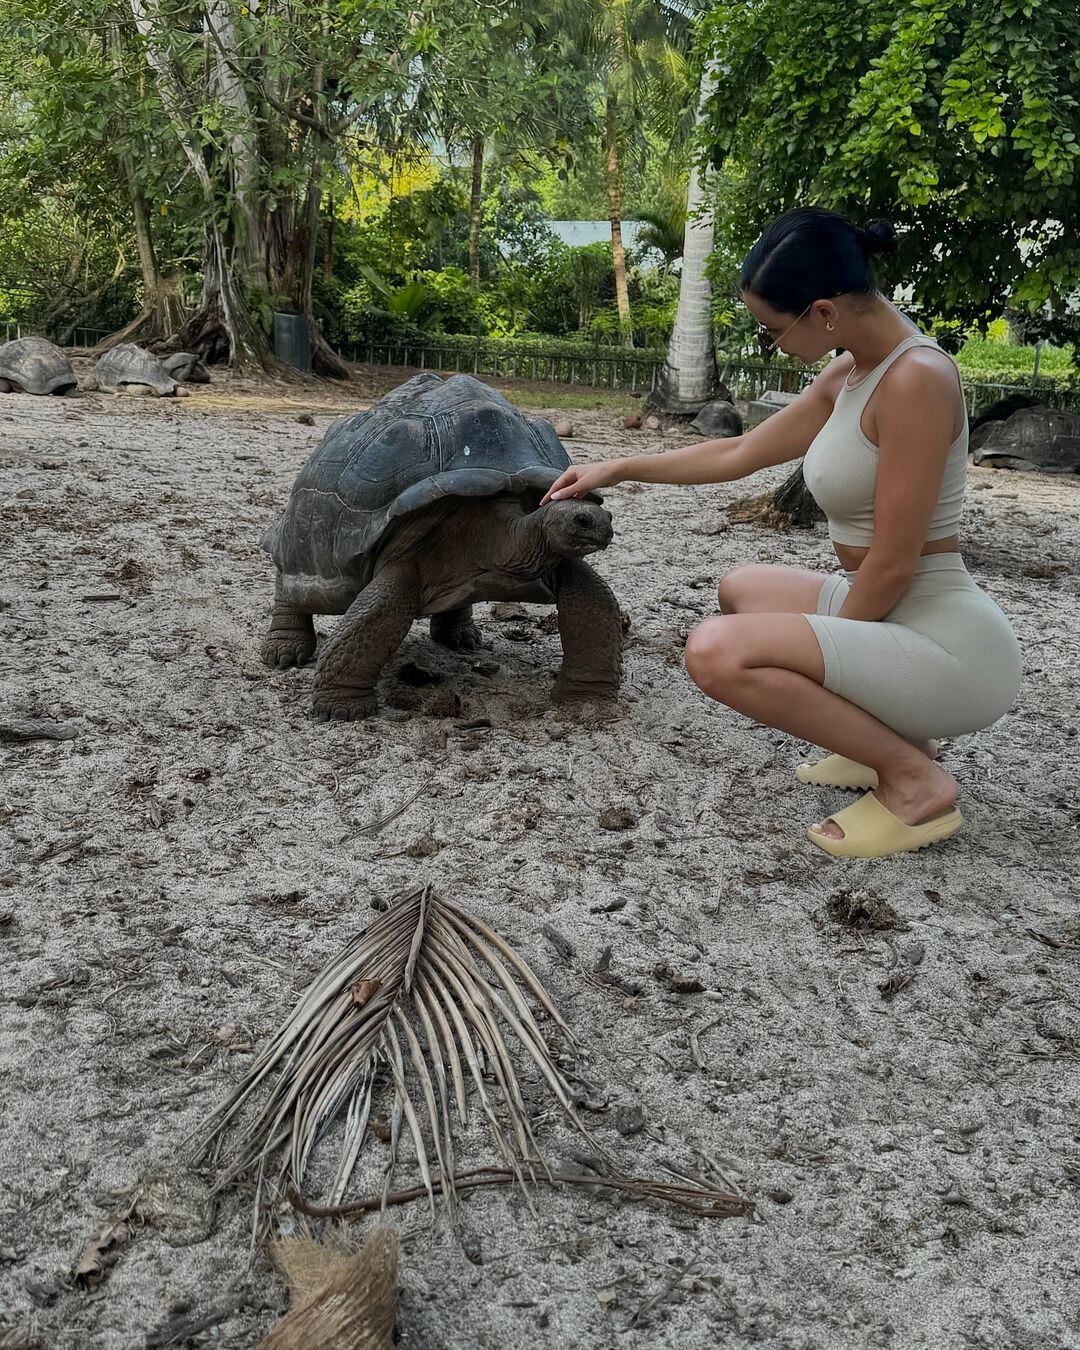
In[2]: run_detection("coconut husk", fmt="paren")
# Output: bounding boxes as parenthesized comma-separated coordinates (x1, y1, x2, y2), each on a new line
(256, 1226, 398, 1350)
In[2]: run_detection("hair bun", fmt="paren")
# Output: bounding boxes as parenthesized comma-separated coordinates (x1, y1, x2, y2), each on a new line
(861, 218, 898, 256)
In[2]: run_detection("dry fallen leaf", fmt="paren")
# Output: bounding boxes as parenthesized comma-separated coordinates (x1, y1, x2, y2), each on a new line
(350, 978, 382, 1008)
(654, 962, 705, 994)
(74, 1222, 129, 1287)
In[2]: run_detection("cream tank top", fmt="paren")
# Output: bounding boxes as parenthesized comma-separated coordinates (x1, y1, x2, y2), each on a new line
(802, 334, 968, 548)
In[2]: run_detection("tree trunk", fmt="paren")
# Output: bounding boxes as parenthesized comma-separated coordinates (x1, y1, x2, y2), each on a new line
(126, 0, 284, 375)
(276, 175, 351, 380)
(771, 462, 824, 526)
(605, 94, 633, 348)
(728, 461, 824, 530)
(656, 61, 720, 413)
(469, 132, 484, 288)
(205, 0, 265, 288)
(93, 154, 188, 352)
(160, 229, 277, 373)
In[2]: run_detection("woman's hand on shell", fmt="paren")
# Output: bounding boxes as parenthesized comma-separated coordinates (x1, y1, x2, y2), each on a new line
(541, 460, 626, 504)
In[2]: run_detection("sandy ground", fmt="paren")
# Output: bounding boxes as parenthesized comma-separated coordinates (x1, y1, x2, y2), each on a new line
(1, 364, 1079, 1350)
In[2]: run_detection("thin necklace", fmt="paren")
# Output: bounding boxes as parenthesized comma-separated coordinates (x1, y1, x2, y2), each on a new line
(843, 332, 923, 391)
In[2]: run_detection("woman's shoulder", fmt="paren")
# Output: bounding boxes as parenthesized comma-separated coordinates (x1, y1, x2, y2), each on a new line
(883, 342, 962, 397)
(810, 351, 857, 407)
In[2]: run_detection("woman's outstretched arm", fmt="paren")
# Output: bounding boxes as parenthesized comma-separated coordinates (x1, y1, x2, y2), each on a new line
(541, 359, 845, 502)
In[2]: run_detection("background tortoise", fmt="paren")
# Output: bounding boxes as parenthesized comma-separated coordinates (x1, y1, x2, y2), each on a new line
(161, 351, 211, 383)
(971, 405, 1080, 473)
(261, 373, 622, 720)
(0, 336, 77, 396)
(85, 343, 179, 397)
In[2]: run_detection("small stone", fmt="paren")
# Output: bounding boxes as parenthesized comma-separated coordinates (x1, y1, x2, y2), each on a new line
(385, 686, 422, 712)
(403, 834, 440, 858)
(554, 420, 575, 438)
(427, 688, 464, 719)
(459, 1226, 483, 1265)
(653, 961, 705, 994)
(644, 414, 661, 430)
(613, 1103, 647, 1138)
(397, 661, 443, 686)
(623, 413, 642, 429)
(490, 602, 528, 622)
(766, 1187, 794, 1205)
(297, 413, 315, 425)
(598, 806, 637, 831)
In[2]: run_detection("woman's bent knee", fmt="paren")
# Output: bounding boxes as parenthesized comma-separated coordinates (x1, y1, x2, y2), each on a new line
(716, 564, 763, 614)
(685, 618, 741, 697)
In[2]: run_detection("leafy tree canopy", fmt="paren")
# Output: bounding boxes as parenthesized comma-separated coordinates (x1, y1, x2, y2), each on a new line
(699, 0, 1080, 342)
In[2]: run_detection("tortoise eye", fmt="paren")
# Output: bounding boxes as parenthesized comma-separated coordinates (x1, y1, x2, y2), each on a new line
(573, 512, 593, 528)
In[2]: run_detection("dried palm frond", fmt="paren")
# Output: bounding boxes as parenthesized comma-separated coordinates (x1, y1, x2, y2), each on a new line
(256, 1226, 398, 1350)
(199, 884, 602, 1235)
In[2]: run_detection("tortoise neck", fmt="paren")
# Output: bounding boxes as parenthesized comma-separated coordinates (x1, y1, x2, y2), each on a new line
(506, 507, 561, 575)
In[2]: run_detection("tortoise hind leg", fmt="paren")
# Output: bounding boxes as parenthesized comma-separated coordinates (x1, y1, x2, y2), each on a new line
(551, 559, 622, 702)
(430, 605, 482, 652)
(313, 565, 420, 720)
(262, 575, 317, 669)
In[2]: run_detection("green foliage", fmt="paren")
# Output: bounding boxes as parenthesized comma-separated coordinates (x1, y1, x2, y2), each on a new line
(699, 0, 1080, 342)
(955, 333, 1075, 374)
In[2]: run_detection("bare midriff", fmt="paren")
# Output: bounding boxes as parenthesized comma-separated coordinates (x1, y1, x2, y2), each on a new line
(834, 534, 960, 573)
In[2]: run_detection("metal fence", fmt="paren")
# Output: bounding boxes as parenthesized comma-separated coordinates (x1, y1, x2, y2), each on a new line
(338, 338, 669, 394)
(2, 319, 113, 349)
(5, 319, 1077, 413)
(343, 339, 1079, 415)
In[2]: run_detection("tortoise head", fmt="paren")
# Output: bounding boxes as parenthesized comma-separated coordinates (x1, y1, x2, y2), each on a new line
(538, 499, 613, 558)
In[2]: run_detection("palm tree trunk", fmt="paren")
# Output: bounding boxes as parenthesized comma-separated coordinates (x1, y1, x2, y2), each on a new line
(605, 94, 633, 348)
(469, 132, 484, 288)
(657, 61, 720, 411)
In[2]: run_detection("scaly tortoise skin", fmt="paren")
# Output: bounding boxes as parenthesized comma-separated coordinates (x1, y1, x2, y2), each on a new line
(261, 372, 623, 720)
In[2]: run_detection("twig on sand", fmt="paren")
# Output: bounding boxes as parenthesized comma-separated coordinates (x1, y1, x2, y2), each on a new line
(144, 1292, 251, 1348)
(286, 1167, 751, 1221)
(689, 1016, 723, 1071)
(354, 777, 432, 835)
(626, 1258, 703, 1330)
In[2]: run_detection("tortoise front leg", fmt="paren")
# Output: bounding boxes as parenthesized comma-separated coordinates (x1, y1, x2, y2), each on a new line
(430, 604, 482, 652)
(262, 574, 317, 669)
(551, 559, 622, 702)
(313, 565, 420, 720)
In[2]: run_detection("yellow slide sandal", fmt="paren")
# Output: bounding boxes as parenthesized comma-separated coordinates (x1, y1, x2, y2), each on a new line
(808, 792, 963, 859)
(796, 754, 878, 790)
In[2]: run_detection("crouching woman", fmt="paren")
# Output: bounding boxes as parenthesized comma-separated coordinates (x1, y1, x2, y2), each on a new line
(542, 207, 1021, 859)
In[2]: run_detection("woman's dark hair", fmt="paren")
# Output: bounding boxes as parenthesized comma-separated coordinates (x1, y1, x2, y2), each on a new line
(740, 207, 898, 315)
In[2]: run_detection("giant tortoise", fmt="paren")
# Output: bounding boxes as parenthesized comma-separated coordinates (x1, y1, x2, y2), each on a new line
(261, 373, 623, 720)
(84, 343, 179, 396)
(0, 337, 77, 396)
(972, 405, 1080, 473)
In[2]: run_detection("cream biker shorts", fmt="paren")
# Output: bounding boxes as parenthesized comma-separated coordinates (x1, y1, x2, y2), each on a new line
(804, 554, 1022, 740)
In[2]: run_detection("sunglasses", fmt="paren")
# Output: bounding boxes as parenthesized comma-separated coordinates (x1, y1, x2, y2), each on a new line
(755, 291, 846, 355)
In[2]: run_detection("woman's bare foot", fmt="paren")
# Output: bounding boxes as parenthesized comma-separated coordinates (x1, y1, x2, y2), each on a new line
(812, 757, 958, 841)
